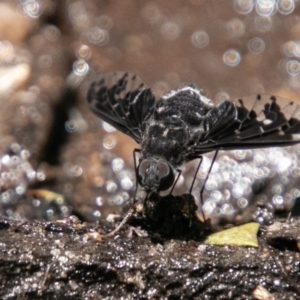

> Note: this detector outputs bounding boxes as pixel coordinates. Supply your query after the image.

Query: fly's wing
[193,94,300,155]
[88,72,155,143]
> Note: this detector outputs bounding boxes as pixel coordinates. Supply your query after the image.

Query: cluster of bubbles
[186,0,299,75]
[234,0,296,16]
[141,1,270,67]
[89,121,135,219]
[61,92,134,220]
[0,143,45,206]
[93,154,135,217]
[0,144,69,221]
[228,0,299,76]
[68,1,113,46]
[196,145,300,224]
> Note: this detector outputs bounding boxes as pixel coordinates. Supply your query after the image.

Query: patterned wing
[193,94,300,154]
[88,72,155,143]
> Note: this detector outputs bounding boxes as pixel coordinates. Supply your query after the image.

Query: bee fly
[88,72,300,236]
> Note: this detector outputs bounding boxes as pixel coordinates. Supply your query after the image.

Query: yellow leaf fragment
[205,222,260,247]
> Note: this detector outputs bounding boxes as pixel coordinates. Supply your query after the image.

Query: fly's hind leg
[186,156,203,225]
[169,169,182,195]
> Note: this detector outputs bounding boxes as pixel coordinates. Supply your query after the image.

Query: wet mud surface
[1,1,300,299]
[0,213,300,299]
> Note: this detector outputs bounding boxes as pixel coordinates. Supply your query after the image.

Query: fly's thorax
[137,156,175,193]
[142,116,190,165]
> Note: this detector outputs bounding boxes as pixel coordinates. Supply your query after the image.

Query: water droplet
[120,192,130,202]
[121,177,133,190]
[0,41,13,61]
[142,3,161,24]
[73,60,89,76]
[65,120,77,133]
[291,188,300,197]
[11,156,20,165]
[215,92,230,103]
[232,184,244,198]
[95,196,103,206]
[226,18,245,38]
[44,25,60,41]
[277,0,295,15]
[191,30,209,48]
[272,184,283,194]
[103,136,116,150]
[21,149,30,159]
[2,155,11,165]
[248,37,265,54]
[213,207,222,217]
[254,15,272,31]
[96,15,113,30]
[237,197,248,208]
[235,150,247,160]
[102,121,117,133]
[68,1,89,29]
[88,27,109,45]
[255,0,276,16]
[93,176,104,188]
[221,203,234,215]
[46,209,54,217]
[22,0,41,18]
[161,22,181,41]
[32,199,40,207]
[210,190,223,201]
[68,165,83,177]
[292,167,300,177]
[38,54,52,68]
[205,179,218,190]
[272,194,284,206]
[234,0,254,14]
[75,44,91,60]
[93,210,101,217]
[286,59,300,76]
[203,199,216,215]
[112,158,124,173]
[106,180,117,193]
[223,49,241,67]
[15,185,25,195]
[223,189,231,201]
[10,143,21,154]
[114,195,124,205]
[1,191,11,203]
[1,172,10,181]
[282,41,299,57]
[153,81,169,97]
[36,171,46,181]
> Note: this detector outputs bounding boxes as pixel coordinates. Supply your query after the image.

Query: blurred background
[1,0,300,226]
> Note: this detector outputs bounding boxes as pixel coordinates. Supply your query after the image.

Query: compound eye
[137,159,151,184]
[157,161,170,178]
[157,161,175,191]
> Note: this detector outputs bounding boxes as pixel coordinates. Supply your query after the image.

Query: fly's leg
[169,169,182,195]
[187,156,203,225]
[189,156,203,195]
[133,148,141,203]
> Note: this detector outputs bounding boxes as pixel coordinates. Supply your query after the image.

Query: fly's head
[137,158,175,193]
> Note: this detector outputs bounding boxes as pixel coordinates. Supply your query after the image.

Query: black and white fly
[88,72,300,235]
